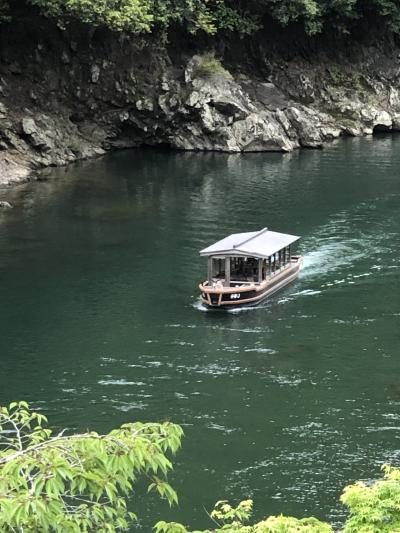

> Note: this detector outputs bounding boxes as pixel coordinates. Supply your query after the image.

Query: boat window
[215,258,225,279]
[230,257,258,282]
[209,246,294,285]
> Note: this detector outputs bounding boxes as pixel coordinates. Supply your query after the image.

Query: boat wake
[191,299,263,313]
[191,299,209,312]
[299,196,398,282]
[192,198,397,312]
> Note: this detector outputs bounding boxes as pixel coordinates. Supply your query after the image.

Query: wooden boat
[199,227,301,308]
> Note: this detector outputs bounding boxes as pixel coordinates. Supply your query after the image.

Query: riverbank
[1,15,400,189]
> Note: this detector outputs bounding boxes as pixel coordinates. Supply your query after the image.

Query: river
[0,136,399,530]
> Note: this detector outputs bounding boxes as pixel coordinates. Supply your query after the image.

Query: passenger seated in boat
[231,262,246,281]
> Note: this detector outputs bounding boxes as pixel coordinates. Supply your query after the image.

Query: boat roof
[199,228,300,259]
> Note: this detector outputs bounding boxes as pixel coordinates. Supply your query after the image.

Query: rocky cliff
[1,16,400,187]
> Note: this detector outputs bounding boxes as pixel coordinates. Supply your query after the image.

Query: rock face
[2,18,400,185]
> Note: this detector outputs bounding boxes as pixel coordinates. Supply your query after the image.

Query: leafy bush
[155,465,400,532]
[341,464,400,533]
[155,499,333,532]
[0,401,183,532]
[2,401,400,533]
[195,53,232,80]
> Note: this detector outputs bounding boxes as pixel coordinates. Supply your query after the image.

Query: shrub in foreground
[155,465,400,532]
[1,401,400,532]
[0,401,182,532]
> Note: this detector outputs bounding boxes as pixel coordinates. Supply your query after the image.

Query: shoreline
[1,22,400,197]
[0,132,396,209]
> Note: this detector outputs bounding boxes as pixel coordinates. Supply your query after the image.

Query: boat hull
[199,257,302,309]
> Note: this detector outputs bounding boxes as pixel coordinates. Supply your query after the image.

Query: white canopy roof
[199,228,300,259]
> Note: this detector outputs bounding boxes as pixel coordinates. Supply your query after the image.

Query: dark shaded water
[0,137,399,530]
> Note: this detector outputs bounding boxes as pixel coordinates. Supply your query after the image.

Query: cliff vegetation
[2,0,400,37]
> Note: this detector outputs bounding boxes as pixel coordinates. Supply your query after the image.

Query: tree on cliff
[2,0,400,38]
[0,401,182,532]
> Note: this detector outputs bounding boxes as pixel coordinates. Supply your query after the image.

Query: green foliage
[3,0,400,37]
[28,0,155,32]
[195,53,233,80]
[154,499,333,532]
[0,0,255,33]
[155,465,400,532]
[3,401,400,533]
[0,0,10,21]
[205,1,260,34]
[341,464,400,533]
[210,499,254,525]
[25,0,231,34]
[370,0,400,34]
[69,142,82,154]
[0,401,183,532]
[266,0,322,35]
[259,0,400,36]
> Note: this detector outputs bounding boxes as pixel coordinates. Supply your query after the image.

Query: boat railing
[202,257,301,289]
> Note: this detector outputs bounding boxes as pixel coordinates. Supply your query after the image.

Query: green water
[0,136,399,529]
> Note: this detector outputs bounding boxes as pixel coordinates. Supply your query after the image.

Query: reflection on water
[0,137,400,530]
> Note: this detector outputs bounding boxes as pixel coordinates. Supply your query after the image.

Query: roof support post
[207,257,213,284]
[224,257,231,287]
[258,259,263,283]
